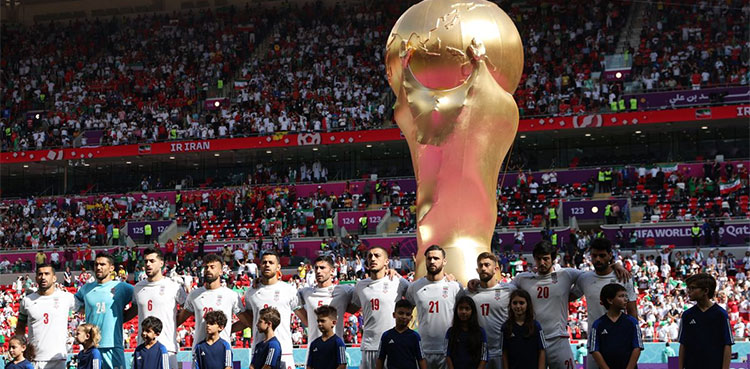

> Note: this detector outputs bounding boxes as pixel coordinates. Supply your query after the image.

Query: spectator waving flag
[720,179,741,195]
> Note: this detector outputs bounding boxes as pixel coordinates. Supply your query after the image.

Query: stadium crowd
[1,159,746,253]
[2,0,747,152]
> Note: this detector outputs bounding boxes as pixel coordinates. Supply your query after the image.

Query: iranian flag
[234,80,249,90]
[720,179,741,195]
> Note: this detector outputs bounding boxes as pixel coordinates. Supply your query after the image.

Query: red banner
[2,105,747,164]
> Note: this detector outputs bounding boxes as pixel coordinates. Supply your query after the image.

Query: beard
[426,264,443,276]
[479,272,493,283]
[204,274,218,284]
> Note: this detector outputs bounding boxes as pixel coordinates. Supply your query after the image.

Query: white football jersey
[466,282,516,357]
[572,271,637,333]
[184,286,242,346]
[406,277,463,354]
[133,277,187,352]
[512,268,583,338]
[351,276,410,351]
[19,289,76,361]
[298,284,353,342]
[243,281,300,355]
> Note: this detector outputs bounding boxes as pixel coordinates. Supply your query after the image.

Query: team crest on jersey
[159,286,166,296]
[550,273,558,284]
[216,295,223,305]
[274,290,281,302]
[53,297,60,308]
[442,286,449,298]
[494,290,503,301]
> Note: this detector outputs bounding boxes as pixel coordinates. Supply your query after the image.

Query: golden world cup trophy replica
[386,0,523,284]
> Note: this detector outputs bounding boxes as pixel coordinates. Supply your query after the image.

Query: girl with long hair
[446,295,488,369]
[501,289,546,369]
[6,335,35,369]
[75,323,103,369]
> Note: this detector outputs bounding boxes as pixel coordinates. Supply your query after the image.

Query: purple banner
[625,86,750,109]
[563,199,628,220]
[125,220,173,242]
[336,210,387,231]
[602,222,750,246]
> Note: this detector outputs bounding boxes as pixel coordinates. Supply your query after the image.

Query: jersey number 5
[537,286,549,299]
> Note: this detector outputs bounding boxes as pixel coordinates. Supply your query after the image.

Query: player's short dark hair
[261,250,281,263]
[204,311,227,328]
[686,273,717,299]
[366,246,389,258]
[95,252,115,266]
[477,252,498,265]
[599,283,627,309]
[424,244,445,257]
[36,263,55,273]
[532,241,557,259]
[143,247,164,261]
[203,253,223,266]
[141,316,163,335]
[314,255,335,268]
[259,307,281,329]
[590,238,612,253]
[314,305,338,320]
[395,299,414,311]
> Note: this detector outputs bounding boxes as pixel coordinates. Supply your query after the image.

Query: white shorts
[424,353,446,369]
[280,353,295,369]
[544,337,575,369]
[486,356,503,369]
[360,350,379,369]
[33,360,67,369]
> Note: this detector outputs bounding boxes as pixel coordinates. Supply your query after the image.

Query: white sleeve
[289,286,301,310]
[233,291,243,314]
[625,278,638,302]
[176,285,188,305]
[350,285,362,308]
[183,292,195,313]
[399,278,411,300]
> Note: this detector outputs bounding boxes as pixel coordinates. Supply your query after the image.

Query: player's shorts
[33,360,67,369]
[359,350,379,369]
[544,336,575,369]
[168,352,178,369]
[280,353,295,369]
[424,353,446,369]
[99,347,126,369]
[486,356,503,369]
